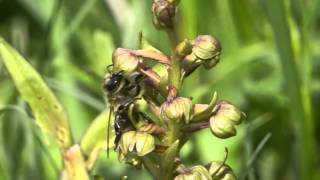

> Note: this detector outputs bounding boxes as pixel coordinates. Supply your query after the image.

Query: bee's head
[103,71,125,94]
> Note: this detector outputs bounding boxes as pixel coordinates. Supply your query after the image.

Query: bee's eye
[134,74,144,82]
[104,74,123,92]
[118,105,125,111]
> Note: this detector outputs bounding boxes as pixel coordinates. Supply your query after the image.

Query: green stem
[166,27,182,91]
[166,28,178,50]
[160,140,180,180]
[161,25,182,180]
[170,56,182,90]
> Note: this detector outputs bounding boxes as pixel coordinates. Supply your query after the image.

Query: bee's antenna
[107,107,113,158]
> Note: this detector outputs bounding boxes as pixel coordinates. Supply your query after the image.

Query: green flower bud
[191,166,212,180]
[215,101,242,125]
[176,39,193,58]
[160,97,194,124]
[118,131,155,157]
[112,48,141,74]
[152,0,176,29]
[181,35,221,74]
[209,102,242,139]
[210,117,236,139]
[135,132,155,156]
[175,165,212,180]
[192,35,221,61]
[191,35,221,70]
[119,131,136,155]
[209,161,236,180]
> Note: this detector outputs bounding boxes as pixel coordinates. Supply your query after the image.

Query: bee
[103,65,147,156]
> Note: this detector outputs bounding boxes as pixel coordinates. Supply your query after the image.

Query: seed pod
[209,102,242,139]
[209,161,236,180]
[160,96,194,124]
[112,48,140,74]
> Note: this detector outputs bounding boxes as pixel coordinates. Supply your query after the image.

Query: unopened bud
[152,0,176,29]
[160,97,193,124]
[112,48,140,74]
[176,39,193,58]
[210,102,242,139]
[215,102,242,125]
[192,35,221,61]
[181,35,221,74]
[175,165,211,180]
[192,35,221,69]
[209,161,236,180]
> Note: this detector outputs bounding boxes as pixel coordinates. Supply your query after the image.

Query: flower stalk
[103,0,244,179]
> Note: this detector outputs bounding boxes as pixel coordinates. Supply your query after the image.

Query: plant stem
[166,27,182,91]
[160,25,182,180]
[170,55,182,90]
[166,28,178,50]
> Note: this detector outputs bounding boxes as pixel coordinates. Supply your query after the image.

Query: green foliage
[0,0,319,179]
[0,38,72,150]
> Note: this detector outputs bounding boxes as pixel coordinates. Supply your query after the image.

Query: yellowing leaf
[0,38,72,149]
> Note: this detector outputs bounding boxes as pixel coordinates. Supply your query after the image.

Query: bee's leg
[123,84,141,97]
[133,73,145,83]
[114,116,122,148]
[138,111,152,123]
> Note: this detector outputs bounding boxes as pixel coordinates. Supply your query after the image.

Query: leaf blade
[0,38,72,150]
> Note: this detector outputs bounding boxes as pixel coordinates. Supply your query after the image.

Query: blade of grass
[241,132,272,180]
[60,0,98,47]
[0,113,9,180]
[45,77,105,111]
[263,1,316,179]
[0,38,72,150]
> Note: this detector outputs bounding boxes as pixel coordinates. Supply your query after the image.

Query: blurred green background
[0,0,319,179]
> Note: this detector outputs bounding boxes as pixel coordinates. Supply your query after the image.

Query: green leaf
[80,110,115,170]
[0,38,72,150]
